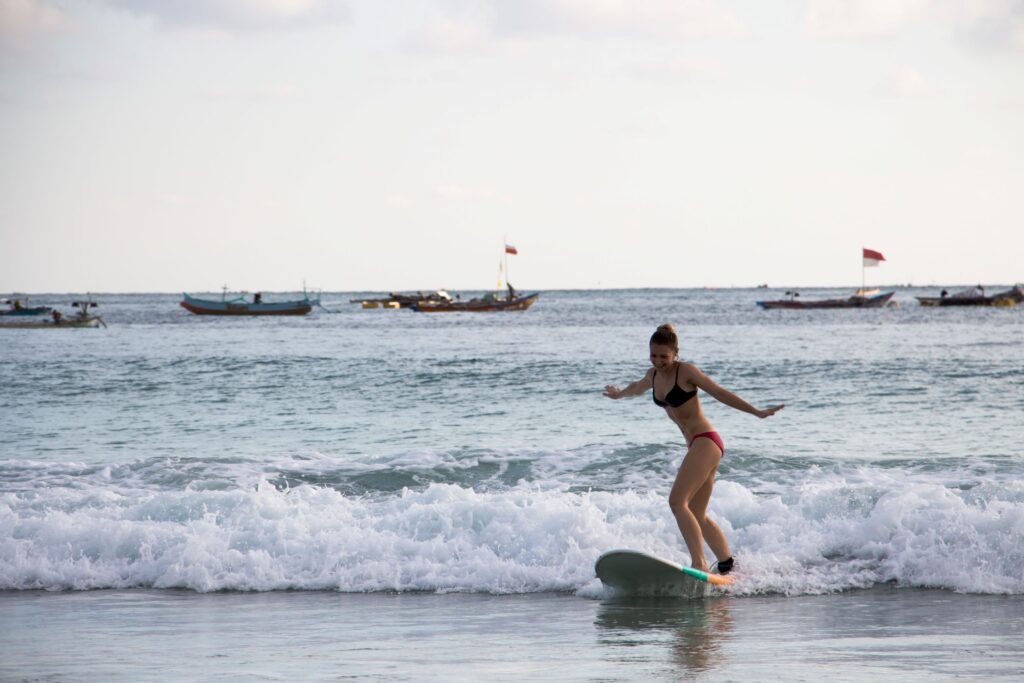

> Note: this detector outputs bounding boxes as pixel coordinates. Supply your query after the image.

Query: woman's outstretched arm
[604,369,654,399]
[683,364,784,418]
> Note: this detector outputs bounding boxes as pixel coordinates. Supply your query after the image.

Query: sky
[1,0,1022,293]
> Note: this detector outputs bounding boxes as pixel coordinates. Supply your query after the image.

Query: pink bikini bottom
[690,431,725,455]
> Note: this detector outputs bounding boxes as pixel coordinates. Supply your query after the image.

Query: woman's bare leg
[667,438,726,571]
[689,468,731,563]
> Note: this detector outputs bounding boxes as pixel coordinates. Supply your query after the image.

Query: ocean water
[2,287,1023,680]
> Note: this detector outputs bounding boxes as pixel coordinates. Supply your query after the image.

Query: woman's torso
[651,362,714,441]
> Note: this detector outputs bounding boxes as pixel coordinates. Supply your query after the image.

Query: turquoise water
[2,287,1023,679]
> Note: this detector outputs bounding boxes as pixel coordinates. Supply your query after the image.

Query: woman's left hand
[756,404,785,418]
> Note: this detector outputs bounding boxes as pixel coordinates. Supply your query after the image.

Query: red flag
[505,244,518,255]
[863,248,885,266]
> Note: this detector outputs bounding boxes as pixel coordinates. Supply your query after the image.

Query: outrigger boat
[0,299,105,329]
[916,285,1023,307]
[757,248,894,310]
[410,241,539,313]
[1,298,51,316]
[180,287,320,316]
[412,291,540,312]
[757,290,894,310]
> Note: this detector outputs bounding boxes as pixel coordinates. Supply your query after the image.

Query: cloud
[202,83,301,101]
[433,184,501,202]
[405,16,492,54]
[489,0,747,40]
[951,0,1024,51]
[403,0,746,53]
[629,55,727,83]
[804,0,1024,51]
[617,111,669,137]
[103,0,351,33]
[155,192,199,208]
[871,65,933,97]
[384,193,412,208]
[0,0,65,40]
[805,0,933,39]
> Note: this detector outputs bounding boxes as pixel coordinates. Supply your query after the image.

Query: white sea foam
[2,462,1021,595]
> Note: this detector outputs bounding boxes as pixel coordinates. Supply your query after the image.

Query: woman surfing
[603,324,783,574]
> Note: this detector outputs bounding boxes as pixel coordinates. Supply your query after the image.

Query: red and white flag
[505,244,518,255]
[863,248,885,267]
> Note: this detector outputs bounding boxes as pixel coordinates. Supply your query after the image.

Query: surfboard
[595,549,732,597]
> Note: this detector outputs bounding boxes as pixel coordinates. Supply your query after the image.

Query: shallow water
[2,588,1022,681]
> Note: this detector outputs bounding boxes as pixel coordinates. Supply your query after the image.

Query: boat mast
[504,234,510,295]
[861,256,865,296]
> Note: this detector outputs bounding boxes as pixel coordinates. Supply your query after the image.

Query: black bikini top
[652,364,697,408]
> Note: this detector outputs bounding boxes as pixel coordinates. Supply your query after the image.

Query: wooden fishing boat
[757,290,895,310]
[1,298,51,316]
[412,292,540,312]
[0,300,105,328]
[411,242,539,312]
[351,290,453,309]
[180,289,318,316]
[916,285,1023,307]
[2,317,103,329]
[758,248,894,310]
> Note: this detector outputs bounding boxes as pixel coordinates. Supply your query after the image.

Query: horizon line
[3,282,1020,296]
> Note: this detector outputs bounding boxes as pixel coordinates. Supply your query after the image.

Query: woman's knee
[668,493,689,514]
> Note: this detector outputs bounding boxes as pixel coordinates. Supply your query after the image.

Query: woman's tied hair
[650,323,678,351]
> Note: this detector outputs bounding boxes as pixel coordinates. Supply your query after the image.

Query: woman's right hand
[603,385,622,399]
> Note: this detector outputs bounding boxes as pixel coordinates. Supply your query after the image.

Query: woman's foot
[713,557,735,575]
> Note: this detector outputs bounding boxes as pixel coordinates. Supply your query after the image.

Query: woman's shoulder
[676,361,705,379]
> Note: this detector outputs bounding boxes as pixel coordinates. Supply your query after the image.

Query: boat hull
[757,291,895,310]
[0,317,101,329]
[0,306,52,316]
[412,293,539,312]
[351,292,451,309]
[180,293,314,316]
[916,286,1023,307]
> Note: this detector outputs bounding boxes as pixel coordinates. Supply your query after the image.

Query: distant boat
[351,290,453,309]
[757,290,895,310]
[412,291,540,312]
[1,299,105,328]
[1,298,51,316]
[916,285,1023,307]
[411,241,539,313]
[758,248,893,310]
[1,318,103,329]
[180,288,318,316]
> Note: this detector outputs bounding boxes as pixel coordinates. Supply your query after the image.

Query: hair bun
[650,323,679,350]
